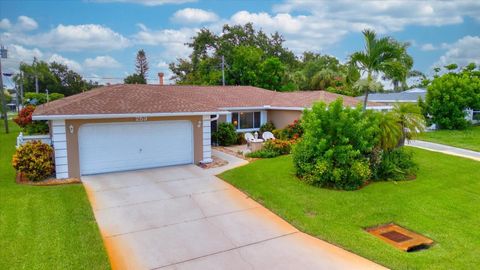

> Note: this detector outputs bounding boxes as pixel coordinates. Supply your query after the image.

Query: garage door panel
[79,121,193,175]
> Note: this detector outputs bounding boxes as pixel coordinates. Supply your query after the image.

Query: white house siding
[202,115,212,163]
[51,120,69,179]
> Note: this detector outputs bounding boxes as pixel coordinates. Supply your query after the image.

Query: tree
[257,57,286,90]
[135,49,149,80]
[424,63,480,129]
[169,23,298,87]
[13,59,98,96]
[350,29,411,109]
[124,73,147,84]
[390,103,425,146]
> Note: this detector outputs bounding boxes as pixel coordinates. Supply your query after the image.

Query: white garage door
[78,120,193,175]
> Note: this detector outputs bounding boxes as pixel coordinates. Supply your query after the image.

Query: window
[231,111,261,130]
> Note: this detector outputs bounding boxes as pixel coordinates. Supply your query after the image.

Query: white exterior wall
[51,120,69,179]
[202,115,212,163]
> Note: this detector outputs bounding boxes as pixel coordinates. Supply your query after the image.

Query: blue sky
[1,0,479,87]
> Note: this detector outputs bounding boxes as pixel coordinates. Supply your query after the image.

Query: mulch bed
[16,172,81,186]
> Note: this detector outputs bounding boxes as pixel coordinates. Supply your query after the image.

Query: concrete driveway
[82,151,386,270]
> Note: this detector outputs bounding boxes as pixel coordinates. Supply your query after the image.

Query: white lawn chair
[262,131,276,141]
[244,132,256,144]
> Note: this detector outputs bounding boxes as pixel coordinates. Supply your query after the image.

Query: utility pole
[35,74,39,94]
[0,45,9,133]
[19,71,24,106]
[221,55,225,86]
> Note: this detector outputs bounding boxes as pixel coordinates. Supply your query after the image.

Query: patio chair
[262,131,276,141]
[244,132,256,144]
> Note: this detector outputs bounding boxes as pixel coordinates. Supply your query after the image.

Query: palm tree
[378,112,403,151]
[350,29,407,110]
[391,103,426,146]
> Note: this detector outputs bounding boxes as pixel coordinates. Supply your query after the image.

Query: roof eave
[32,111,230,121]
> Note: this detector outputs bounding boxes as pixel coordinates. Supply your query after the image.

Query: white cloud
[171,8,219,24]
[434,36,480,68]
[84,55,121,69]
[0,16,38,31]
[17,16,38,31]
[92,0,196,6]
[8,44,43,61]
[420,43,437,51]
[0,18,11,30]
[6,24,130,51]
[273,0,480,32]
[133,25,196,58]
[49,53,82,72]
[229,11,348,53]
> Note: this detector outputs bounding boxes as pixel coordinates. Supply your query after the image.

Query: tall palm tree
[350,30,406,110]
[391,103,426,146]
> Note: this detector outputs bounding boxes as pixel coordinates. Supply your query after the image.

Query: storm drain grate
[366,223,433,252]
[380,231,412,243]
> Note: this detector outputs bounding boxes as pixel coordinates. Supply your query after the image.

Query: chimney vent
[158,72,164,85]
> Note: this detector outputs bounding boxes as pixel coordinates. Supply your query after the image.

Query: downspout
[210,114,219,122]
[210,114,220,146]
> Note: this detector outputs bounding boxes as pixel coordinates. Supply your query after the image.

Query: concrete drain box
[366,223,433,252]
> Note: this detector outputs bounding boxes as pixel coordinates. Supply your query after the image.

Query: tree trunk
[363,71,372,111]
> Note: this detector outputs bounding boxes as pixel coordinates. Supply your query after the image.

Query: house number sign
[135,116,148,122]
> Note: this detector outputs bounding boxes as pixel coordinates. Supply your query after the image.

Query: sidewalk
[407,140,480,161]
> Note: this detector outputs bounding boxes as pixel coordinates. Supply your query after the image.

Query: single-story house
[32,84,381,179]
[357,88,427,110]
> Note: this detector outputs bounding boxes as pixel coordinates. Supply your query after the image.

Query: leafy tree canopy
[124,73,147,84]
[424,63,480,129]
[13,58,99,96]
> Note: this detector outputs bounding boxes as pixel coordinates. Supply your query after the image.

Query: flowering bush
[247,139,293,159]
[13,105,49,134]
[264,139,292,155]
[13,105,36,128]
[280,119,303,140]
[12,141,55,182]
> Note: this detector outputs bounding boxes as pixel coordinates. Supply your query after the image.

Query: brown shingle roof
[33,84,379,117]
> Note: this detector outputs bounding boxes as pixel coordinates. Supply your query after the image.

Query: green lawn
[219,149,480,270]
[0,122,110,269]
[418,126,480,152]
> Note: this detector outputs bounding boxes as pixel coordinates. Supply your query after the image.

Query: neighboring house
[32,84,381,179]
[357,88,427,110]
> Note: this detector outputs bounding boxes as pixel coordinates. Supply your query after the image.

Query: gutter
[32,111,230,121]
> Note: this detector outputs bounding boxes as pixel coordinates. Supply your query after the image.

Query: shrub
[25,121,49,134]
[212,122,237,146]
[24,92,64,105]
[13,105,35,128]
[292,99,380,190]
[13,105,49,134]
[259,121,276,133]
[372,148,418,181]
[246,149,280,158]
[272,129,282,139]
[236,132,247,145]
[280,119,303,140]
[12,141,55,181]
[263,139,292,155]
[425,64,480,129]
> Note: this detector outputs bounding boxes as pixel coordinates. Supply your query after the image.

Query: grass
[219,149,480,270]
[0,121,110,269]
[418,126,480,152]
